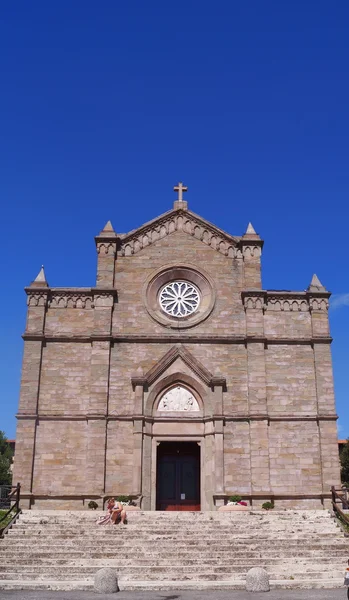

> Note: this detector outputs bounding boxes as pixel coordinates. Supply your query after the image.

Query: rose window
[159,281,200,318]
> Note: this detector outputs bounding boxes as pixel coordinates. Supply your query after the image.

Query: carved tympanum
[158,386,200,412]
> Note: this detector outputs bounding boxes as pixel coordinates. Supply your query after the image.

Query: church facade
[13,187,341,510]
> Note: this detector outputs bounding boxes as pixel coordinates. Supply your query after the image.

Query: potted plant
[262,500,274,510]
[218,494,249,511]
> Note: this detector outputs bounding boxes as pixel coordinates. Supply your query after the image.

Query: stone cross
[174,182,188,202]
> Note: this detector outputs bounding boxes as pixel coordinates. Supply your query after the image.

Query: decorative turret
[94,220,117,287]
[306,274,330,338]
[29,265,49,288]
[24,266,50,335]
[307,273,327,293]
[245,222,257,235]
[240,222,264,289]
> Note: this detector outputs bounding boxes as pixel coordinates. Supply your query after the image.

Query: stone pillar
[214,419,224,494]
[240,224,264,290]
[94,221,117,288]
[307,278,341,495]
[89,292,115,415]
[212,380,226,501]
[13,269,50,505]
[88,291,115,493]
[250,419,271,498]
[132,419,143,496]
[89,340,111,415]
[12,419,36,508]
[141,421,152,510]
[89,289,115,424]
[204,421,215,510]
[313,343,336,416]
[86,419,106,495]
[243,292,267,416]
[243,292,265,338]
[247,343,267,415]
[319,420,341,497]
[131,375,145,415]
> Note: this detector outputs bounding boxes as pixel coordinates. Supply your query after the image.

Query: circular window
[159,281,200,318]
[143,264,216,329]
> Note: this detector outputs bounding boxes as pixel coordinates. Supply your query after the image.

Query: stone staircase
[0,509,348,590]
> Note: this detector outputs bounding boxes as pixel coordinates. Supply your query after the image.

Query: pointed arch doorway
[132,344,227,511]
[156,441,200,511]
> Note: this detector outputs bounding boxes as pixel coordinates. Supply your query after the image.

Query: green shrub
[0,432,13,486]
[112,496,136,506]
[262,501,274,510]
[340,439,349,484]
[0,509,13,530]
[228,495,242,503]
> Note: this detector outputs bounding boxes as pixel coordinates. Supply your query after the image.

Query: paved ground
[0,590,347,600]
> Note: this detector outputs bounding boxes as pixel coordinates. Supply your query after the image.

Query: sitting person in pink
[96,498,127,525]
[109,498,127,525]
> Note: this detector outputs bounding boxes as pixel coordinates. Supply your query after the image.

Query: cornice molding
[25,288,117,308]
[242,289,330,312]
[21,333,333,344]
[119,209,242,258]
[16,413,338,422]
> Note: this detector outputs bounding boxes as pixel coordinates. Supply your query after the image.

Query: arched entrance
[149,379,206,511]
[156,441,200,511]
[131,345,227,511]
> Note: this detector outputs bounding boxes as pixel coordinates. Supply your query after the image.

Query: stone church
[13,184,340,510]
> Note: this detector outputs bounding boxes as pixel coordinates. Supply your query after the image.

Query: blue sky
[1,1,348,439]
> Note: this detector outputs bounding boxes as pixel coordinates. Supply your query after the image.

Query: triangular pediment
[119,208,240,258]
[131,344,226,389]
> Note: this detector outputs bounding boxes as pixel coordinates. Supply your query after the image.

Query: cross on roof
[174,182,188,202]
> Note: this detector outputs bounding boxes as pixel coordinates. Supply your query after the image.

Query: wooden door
[156,443,200,511]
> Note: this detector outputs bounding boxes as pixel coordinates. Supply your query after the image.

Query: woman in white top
[110,499,127,525]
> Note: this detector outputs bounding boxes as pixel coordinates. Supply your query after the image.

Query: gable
[119,208,240,258]
[131,344,226,389]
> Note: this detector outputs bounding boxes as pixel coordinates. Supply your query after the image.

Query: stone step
[20,508,333,514]
[17,518,336,526]
[3,542,347,554]
[16,513,337,520]
[0,538,346,547]
[0,569,345,581]
[6,528,341,538]
[0,556,346,566]
[0,578,344,592]
[3,539,347,551]
[11,526,339,535]
[13,521,338,528]
[1,549,346,559]
[12,513,335,527]
[0,562,344,573]
[17,520,337,529]
[1,509,346,591]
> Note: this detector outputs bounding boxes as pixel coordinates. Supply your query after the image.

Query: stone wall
[32,420,88,494]
[39,343,91,414]
[13,204,341,509]
[113,231,246,337]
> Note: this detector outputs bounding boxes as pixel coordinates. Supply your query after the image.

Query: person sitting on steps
[109,498,127,525]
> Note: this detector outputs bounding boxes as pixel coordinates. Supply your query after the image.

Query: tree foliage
[0,431,13,486]
[340,438,349,485]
